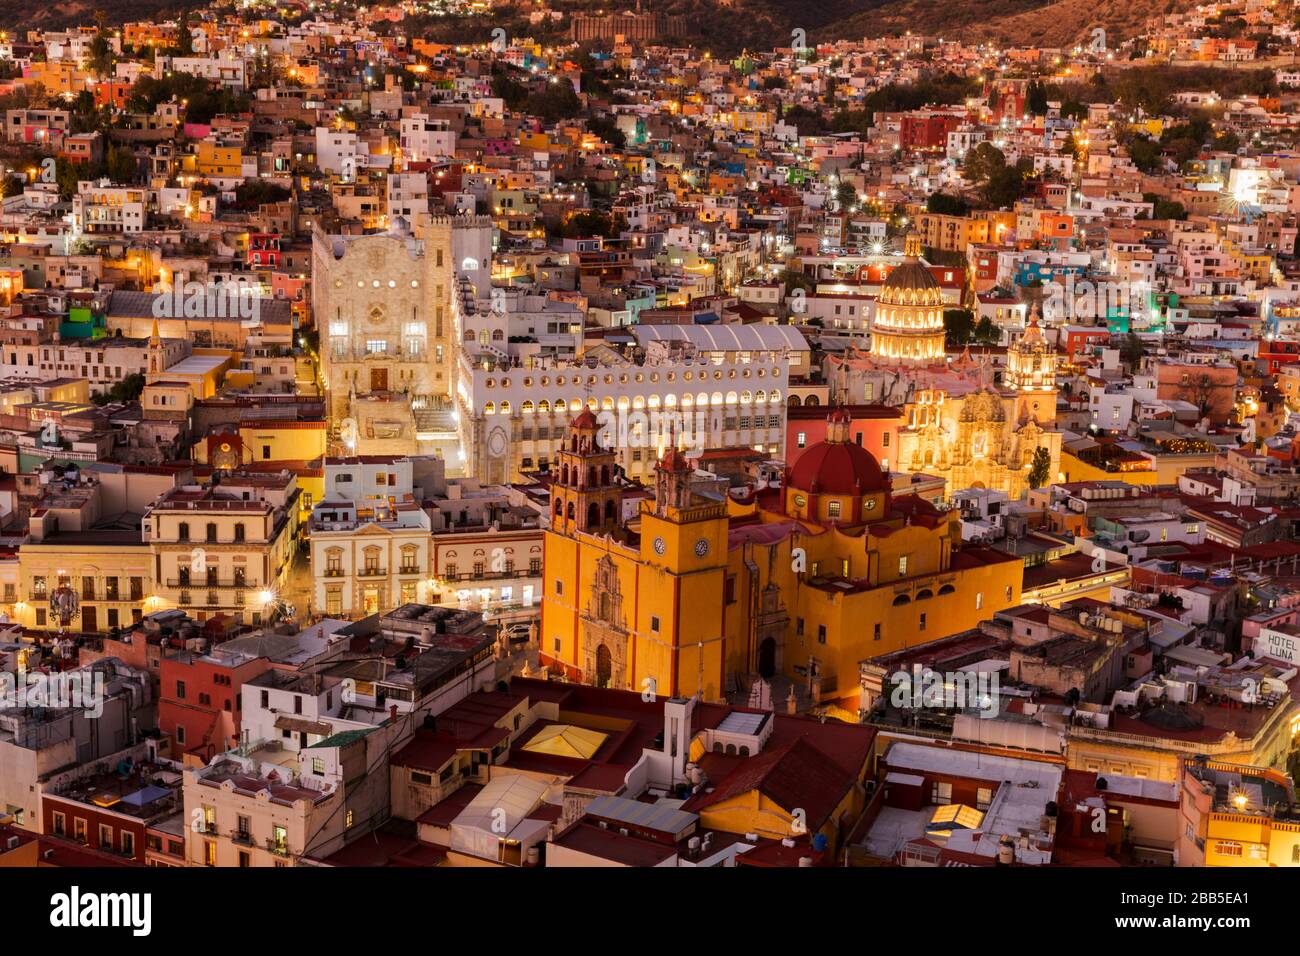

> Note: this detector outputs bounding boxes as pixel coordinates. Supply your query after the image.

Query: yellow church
[540,407,1023,713]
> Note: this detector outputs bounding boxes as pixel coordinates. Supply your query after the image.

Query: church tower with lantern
[550,408,623,536]
[1004,307,1058,426]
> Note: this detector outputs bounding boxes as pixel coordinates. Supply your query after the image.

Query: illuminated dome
[785,410,891,525]
[870,232,946,366]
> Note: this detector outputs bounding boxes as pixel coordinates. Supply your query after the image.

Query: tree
[1026,80,1049,116]
[105,144,138,183]
[1125,134,1163,174]
[87,31,114,80]
[834,180,857,212]
[943,308,975,345]
[109,373,145,403]
[963,142,1006,184]
[1213,130,1240,153]
[927,192,969,216]
[178,10,194,56]
[1027,446,1052,489]
[974,317,1000,346]
[1142,193,1187,221]
[982,163,1027,209]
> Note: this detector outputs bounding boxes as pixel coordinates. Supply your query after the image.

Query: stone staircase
[413,400,457,436]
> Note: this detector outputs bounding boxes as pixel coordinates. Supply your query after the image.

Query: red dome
[571,407,599,429]
[788,440,889,496]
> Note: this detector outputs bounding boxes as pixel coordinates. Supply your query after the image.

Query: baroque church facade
[827,234,1062,499]
[311,215,492,458]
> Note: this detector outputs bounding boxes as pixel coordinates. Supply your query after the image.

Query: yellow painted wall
[237,424,326,464]
[543,494,1022,709]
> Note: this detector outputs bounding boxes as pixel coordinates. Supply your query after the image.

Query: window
[121,831,135,857]
[898,555,908,576]
[346,810,355,829]
[827,500,841,519]
[98,824,113,847]
[932,781,952,805]
[175,680,186,700]
[976,787,993,810]
[873,623,881,641]
[650,615,660,633]
[817,624,827,644]
[312,757,325,775]
[976,592,983,611]
[796,431,806,448]
[919,613,927,631]
[53,812,65,836]
[205,841,217,866]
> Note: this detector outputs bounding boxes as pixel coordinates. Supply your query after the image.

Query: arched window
[604,500,616,520]
[206,523,218,543]
[915,588,933,601]
[233,523,245,543]
[938,584,956,595]
[553,498,562,516]
[178,522,189,542]
[586,502,600,526]
[600,465,610,485]
[892,593,911,606]
[566,501,575,520]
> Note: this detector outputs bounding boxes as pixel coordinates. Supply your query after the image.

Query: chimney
[663,696,694,785]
